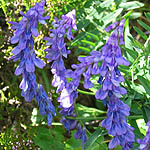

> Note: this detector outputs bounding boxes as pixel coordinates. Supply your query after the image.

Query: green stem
[77,89,95,95]
[66,115,143,121]
[51,122,63,126]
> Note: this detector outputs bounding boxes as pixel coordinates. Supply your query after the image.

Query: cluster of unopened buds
[9,0,150,149]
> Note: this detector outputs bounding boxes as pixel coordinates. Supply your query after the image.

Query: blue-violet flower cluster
[100,19,135,150]
[72,19,135,149]
[44,9,88,147]
[9,0,56,125]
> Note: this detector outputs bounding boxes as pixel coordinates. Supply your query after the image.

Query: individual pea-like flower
[60,116,77,131]
[9,0,55,125]
[137,121,150,150]
[105,21,119,32]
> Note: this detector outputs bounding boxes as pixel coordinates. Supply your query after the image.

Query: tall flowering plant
[100,20,135,149]
[9,0,56,125]
[72,19,135,149]
[44,9,88,147]
[8,1,150,149]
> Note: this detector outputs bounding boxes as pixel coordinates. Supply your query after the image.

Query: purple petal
[109,137,120,149]
[99,62,108,77]
[95,89,108,100]
[11,36,19,44]
[31,27,39,37]
[38,19,46,24]
[47,113,52,126]
[119,87,127,95]
[58,37,64,49]
[18,37,27,50]
[11,47,22,55]
[25,58,35,72]
[115,56,130,66]
[20,11,26,17]
[8,21,19,26]
[84,79,93,89]
[101,115,113,129]
[105,21,119,32]
[15,66,23,76]
[45,49,60,61]
[19,78,28,91]
[33,57,45,69]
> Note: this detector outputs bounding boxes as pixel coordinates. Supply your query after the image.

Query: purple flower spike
[45,10,88,148]
[9,1,55,125]
[137,121,150,150]
[71,19,134,149]
[44,9,78,113]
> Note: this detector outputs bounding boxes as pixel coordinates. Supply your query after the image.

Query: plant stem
[77,89,95,95]
[66,115,143,121]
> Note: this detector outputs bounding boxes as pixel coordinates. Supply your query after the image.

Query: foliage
[1,0,150,149]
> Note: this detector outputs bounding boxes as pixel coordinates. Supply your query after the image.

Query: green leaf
[137,76,150,96]
[81,40,96,47]
[23,0,30,10]
[84,128,103,150]
[0,0,7,15]
[65,131,82,150]
[86,32,99,41]
[86,136,108,150]
[136,119,147,136]
[142,106,150,122]
[102,8,123,27]
[123,10,133,19]
[79,46,91,52]
[76,104,106,118]
[41,70,51,92]
[124,18,133,49]
[137,20,150,31]
[130,102,142,115]
[130,12,142,19]
[131,84,147,95]
[129,120,144,139]
[128,36,145,52]
[133,26,148,40]
[124,47,138,62]
[125,47,138,59]
[145,12,150,21]
[144,106,150,121]
[119,1,144,10]
[33,127,65,150]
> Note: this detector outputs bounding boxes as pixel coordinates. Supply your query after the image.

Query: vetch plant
[44,9,88,147]
[100,19,135,149]
[9,0,56,126]
[7,0,150,150]
[71,19,135,149]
